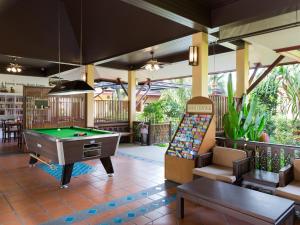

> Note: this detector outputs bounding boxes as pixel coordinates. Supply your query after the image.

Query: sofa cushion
[275,181,300,202]
[293,159,300,181]
[212,146,247,168]
[193,165,236,183]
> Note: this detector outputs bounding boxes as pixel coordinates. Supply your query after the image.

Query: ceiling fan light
[7,67,11,72]
[17,68,22,73]
[154,64,160,71]
[11,67,17,73]
[145,64,152,71]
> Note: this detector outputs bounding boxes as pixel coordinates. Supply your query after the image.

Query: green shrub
[271,115,300,145]
[142,101,165,123]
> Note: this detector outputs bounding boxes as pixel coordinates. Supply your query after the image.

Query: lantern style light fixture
[189,46,199,66]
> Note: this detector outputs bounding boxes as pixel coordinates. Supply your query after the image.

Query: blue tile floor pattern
[41,182,177,225]
[37,162,94,180]
[96,194,177,225]
[117,151,163,166]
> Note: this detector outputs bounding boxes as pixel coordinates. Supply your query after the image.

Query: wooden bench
[177,177,295,225]
[94,122,132,143]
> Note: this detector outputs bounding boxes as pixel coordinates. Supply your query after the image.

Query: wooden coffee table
[242,169,279,195]
[177,178,294,225]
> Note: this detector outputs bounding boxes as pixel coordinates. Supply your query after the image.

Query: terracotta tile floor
[0,144,299,225]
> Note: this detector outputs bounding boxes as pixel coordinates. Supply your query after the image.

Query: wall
[0,74,49,94]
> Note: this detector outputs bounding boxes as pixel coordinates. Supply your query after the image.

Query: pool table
[23,127,120,188]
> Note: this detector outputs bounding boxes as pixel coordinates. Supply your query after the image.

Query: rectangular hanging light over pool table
[48,80,94,96]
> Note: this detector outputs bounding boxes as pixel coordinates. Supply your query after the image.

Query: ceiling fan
[141,51,169,72]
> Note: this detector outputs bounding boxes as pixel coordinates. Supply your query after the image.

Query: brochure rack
[165,96,216,184]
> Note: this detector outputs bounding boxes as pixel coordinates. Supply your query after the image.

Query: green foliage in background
[271,115,300,146]
[249,65,300,145]
[142,101,165,123]
[277,65,300,121]
[251,72,279,135]
[223,73,266,141]
[141,79,191,130]
[208,74,226,95]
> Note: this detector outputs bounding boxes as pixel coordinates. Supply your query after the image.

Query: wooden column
[192,32,209,97]
[85,65,95,128]
[128,70,136,130]
[236,42,249,97]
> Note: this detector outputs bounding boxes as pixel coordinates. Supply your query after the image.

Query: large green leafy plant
[277,66,300,121]
[223,74,266,141]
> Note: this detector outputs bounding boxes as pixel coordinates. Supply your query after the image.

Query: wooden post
[192,32,209,98]
[128,70,136,134]
[85,65,95,128]
[236,42,249,97]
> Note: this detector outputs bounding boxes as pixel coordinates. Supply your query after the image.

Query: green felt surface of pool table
[32,127,112,139]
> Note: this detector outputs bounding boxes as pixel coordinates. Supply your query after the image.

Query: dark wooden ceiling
[0,0,297,76]
[0,55,78,77]
[99,35,232,70]
[0,0,196,72]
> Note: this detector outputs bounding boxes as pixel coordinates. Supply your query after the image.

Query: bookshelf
[0,93,23,120]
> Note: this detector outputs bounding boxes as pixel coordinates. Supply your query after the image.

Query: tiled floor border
[41,182,176,225]
[96,194,176,225]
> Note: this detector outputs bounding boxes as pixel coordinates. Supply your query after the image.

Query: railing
[216,137,300,173]
[209,95,228,132]
[94,100,129,124]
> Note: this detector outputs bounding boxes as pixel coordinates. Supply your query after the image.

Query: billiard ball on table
[73,132,87,137]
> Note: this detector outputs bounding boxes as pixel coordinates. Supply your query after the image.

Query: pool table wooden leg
[100,157,114,176]
[29,153,40,167]
[61,163,74,188]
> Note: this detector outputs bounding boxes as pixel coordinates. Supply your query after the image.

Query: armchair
[193,146,250,184]
[275,159,300,209]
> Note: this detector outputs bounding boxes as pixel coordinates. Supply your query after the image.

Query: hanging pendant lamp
[48,0,94,96]
[48,80,94,95]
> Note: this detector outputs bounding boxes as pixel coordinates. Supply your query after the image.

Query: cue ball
[57,129,61,131]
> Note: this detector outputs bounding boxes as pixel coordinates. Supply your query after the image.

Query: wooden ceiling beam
[101,44,234,71]
[275,45,300,64]
[249,62,261,85]
[211,0,297,27]
[278,51,300,63]
[117,78,128,96]
[247,55,284,94]
[120,0,210,31]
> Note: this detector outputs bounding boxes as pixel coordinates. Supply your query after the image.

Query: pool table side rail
[23,128,119,142]
[23,129,121,165]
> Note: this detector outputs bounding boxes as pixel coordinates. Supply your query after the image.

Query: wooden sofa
[275,158,300,210]
[193,146,251,184]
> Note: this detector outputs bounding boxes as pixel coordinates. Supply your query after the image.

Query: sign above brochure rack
[186,96,214,115]
[187,104,212,114]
